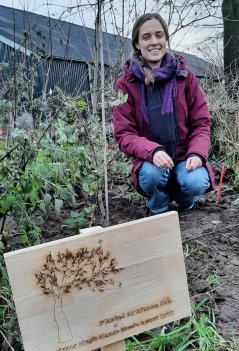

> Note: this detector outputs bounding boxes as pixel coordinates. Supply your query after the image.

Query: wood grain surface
[4,211,191,351]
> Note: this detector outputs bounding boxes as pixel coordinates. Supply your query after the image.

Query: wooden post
[101,340,125,351]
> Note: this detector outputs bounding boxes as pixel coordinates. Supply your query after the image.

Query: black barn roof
[173,50,216,78]
[0,5,216,78]
[0,5,131,65]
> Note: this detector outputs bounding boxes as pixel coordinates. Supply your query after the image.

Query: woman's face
[136,18,167,69]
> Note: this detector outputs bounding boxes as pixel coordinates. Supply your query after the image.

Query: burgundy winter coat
[113,56,215,193]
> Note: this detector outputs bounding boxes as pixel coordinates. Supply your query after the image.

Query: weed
[207,274,221,287]
[63,207,96,231]
[126,301,235,351]
[0,267,21,350]
[234,168,239,190]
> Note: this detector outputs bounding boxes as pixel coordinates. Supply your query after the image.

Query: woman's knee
[178,169,210,195]
[139,162,169,190]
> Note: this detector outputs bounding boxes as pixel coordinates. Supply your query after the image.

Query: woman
[113,13,214,214]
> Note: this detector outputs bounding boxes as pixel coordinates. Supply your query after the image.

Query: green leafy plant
[63,206,96,231]
[234,167,239,190]
[1,44,239,351]
[126,300,235,351]
[112,90,128,106]
[207,274,221,287]
[0,267,21,350]
[0,84,108,246]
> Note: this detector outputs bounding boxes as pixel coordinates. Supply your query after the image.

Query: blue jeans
[138,161,210,214]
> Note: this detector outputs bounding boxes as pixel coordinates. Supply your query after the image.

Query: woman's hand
[153,150,174,169]
[186,156,202,171]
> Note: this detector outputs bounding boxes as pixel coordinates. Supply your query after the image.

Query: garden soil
[2,179,239,349]
[39,181,239,342]
[108,184,239,342]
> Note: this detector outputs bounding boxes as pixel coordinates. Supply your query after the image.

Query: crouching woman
[113,13,214,214]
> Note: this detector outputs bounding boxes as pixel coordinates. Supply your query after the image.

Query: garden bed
[102,184,239,342]
[1,182,239,350]
[42,183,239,342]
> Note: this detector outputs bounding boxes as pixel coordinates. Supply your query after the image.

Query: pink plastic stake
[217,164,225,203]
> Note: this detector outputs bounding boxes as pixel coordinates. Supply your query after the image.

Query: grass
[1,267,239,350]
[0,267,21,350]
[126,300,238,351]
[207,274,221,287]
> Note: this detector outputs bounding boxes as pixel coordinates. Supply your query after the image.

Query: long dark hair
[131,13,170,86]
[132,13,170,59]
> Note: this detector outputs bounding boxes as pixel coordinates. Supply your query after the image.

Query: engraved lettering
[159,297,172,306]
[99,313,125,326]
[85,336,98,344]
[55,307,175,351]
[56,344,77,351]
[136,303,158,314]
[121,322,140,332]
[56,298,174,351]
[141,315,159,325]
[159,310,174,319]
[127,311,135,317]
[98,298,173,327]
[78,340,86,347]
[99,330,120,339]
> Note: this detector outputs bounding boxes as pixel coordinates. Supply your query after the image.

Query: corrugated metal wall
[0,41,36,77]
[41,57,90,95]
[0,41,91,97]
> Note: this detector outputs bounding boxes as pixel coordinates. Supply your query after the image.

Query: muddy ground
[1,179,239,350]
[42,182,239,342]
[108,184,239,342]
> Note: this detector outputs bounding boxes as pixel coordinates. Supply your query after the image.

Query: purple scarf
[129,53,180,160]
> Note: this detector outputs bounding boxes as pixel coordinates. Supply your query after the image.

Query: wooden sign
[4,212,191,351]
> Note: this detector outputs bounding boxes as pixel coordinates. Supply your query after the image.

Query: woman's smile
[136,18,166,68]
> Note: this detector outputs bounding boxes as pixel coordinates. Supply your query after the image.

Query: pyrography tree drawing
[35,246,123,343]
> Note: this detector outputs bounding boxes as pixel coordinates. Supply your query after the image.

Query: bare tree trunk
[53,295,73,343]
[93,2,100,115]
[222,0,239,95]
[98,0,109,226]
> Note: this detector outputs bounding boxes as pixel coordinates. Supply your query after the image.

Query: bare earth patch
[108,185,239,341]
[2,184,239,349]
